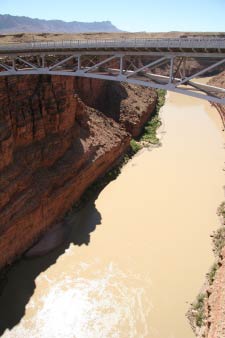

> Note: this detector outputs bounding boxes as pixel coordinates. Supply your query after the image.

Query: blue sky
[0,0,225,32]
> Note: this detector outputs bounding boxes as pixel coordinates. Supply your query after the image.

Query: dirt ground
[0,31,225,43]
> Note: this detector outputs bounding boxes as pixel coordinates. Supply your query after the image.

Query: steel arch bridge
[0,38,225,104]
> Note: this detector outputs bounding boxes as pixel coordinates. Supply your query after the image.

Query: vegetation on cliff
[140,88,166,145]
[207,262,220,285]
[205,202,225,287]
[189,201,225,334]
[212,202,225,255]
[203,203,225,287]
[69,89,166,213]
[130,89,166,153]
[192,293,206,328]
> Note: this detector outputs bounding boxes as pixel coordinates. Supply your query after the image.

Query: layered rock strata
[0,75,157,270]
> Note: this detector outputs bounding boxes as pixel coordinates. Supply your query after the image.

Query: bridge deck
[0,38,225,56]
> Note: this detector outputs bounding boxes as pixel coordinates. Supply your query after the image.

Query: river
[1,86,224,338]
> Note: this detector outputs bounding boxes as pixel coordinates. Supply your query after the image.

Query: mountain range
[0,14,121,33]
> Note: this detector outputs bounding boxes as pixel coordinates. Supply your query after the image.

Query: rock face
[193,76,225,338]
[0,75,157,270]
[74,79,157,137]
[204,247,225,338]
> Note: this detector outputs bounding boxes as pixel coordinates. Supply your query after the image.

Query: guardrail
[0,38,225,52]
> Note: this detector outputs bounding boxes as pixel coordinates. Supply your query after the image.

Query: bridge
[0,38,225,104]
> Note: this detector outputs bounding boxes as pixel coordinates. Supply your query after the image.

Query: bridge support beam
[169,56,174,84]
[77,55,81,70]
[16,56,38,70]
[176,58,225,86]
[0,46,225,104]
[49,54,77,71]
[119,56,123,75]
[125,56,168,78]
[0,62,12,71]
[83,55,118,73]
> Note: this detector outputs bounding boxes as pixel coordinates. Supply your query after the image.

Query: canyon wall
[192,74,225,338]
[0,75,157,270]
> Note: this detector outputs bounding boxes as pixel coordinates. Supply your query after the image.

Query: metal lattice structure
[0,38,225,104]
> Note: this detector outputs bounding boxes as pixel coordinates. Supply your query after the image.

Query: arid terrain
[0,31,225,43]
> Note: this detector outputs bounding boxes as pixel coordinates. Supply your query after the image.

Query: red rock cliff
[0,75,157,270]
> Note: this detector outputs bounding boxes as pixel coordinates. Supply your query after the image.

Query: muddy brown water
[1,86,225,338]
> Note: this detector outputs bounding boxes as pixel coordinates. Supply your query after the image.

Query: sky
[0,0,225,32]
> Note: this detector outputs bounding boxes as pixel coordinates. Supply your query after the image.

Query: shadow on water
[0,199,102,336]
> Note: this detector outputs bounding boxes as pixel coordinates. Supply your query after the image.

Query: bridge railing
[0,38,225,52]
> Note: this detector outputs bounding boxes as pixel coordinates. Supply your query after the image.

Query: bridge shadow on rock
[0,199,101,336]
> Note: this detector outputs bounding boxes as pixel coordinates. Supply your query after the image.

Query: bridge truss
[0,38,225,104]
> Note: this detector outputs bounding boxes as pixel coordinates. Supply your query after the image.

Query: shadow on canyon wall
[76,80,129,122]
[0,199,101,336]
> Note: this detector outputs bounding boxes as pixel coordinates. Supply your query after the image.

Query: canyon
[0,75,157,270]
[0,34,225,337]
[0,77,224,338]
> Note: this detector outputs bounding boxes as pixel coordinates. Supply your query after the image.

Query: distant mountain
[0,14,121,33]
